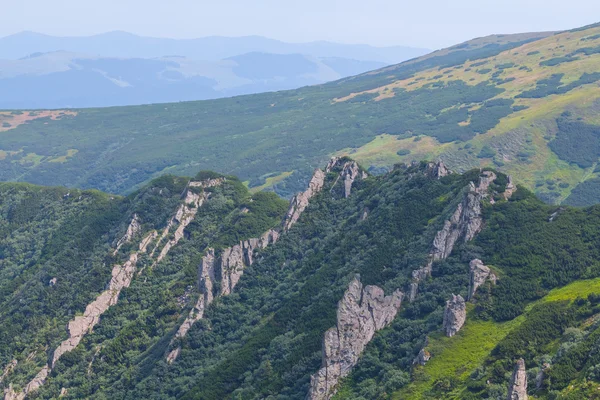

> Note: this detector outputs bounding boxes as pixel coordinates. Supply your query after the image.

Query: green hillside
[2,160,600,399]
[3,24,600,204]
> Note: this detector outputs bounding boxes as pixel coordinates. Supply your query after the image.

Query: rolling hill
[1,23,600,205]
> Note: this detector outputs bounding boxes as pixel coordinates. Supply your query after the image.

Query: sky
[2,0,600,49]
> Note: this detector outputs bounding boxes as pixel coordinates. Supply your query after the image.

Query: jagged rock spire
[507,358,528,400]
[306,277,403,400]
[442,294,466,337]
[468,259,497,301]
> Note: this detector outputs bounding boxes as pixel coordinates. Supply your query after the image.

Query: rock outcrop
[4,366,49,400]
[166,228,280,363]
[503,175,516,200]
[507,358,528,400]
[113,214,141,255]
[468,259,497,300]
[7,178,223,400]
[426,160,451,179]
[443,294,466,337]
[283,158,367,232]
[413,348,431,366]
[306,277,403,400]
[409,171,497,302]
[283,169,326,232]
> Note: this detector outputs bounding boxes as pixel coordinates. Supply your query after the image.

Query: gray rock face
[409,171,496,302]
[426,160,451,178]
[306,277,403,400]
[504,175,517,200]
[8,178,225,399]
[283,169,326,232]
[507,358,528,400]
[443,294,466,337]
[413,348,431,366]
[167,228,281,363]
[114,214,142,254]
[468,259,497,300]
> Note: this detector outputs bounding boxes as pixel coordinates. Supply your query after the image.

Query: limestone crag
[426,160,451,179]
[166,250,216,364]
[283,169,326,232]
[166,228,280,363]
[504,175,517,200]
[4,366,49,400]
[6,178,223,400]
[507,358,528,400]
[443,294,466,337]
[306,277,403,400]
[113,214,141,255]
[468,259,497,300]
[326,157,366,198]
[283,158,367,232]
[409,171,496,302]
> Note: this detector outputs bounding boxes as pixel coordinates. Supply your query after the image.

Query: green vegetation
[1,25,598,204]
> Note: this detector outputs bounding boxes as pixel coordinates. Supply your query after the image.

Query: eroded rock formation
[283,158,366,232]
[167,228,280,363]
[468,259,497,300]
[6,178,223,400]
[426,160,451,179]
[283,169,326,232]
[413,348,431,366]
[306,277,403,400]
[113,214,141,255]
[409,171,497,302]
[443,294,466,337]
[507,358,528,400]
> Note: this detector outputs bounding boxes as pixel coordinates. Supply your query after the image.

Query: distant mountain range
[0,51,387,108]
[0,31,430,63]
[0,31,429,108]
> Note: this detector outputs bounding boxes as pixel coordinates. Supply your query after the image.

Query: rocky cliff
[468,259,497,300]
[166,228,280,363]
[306,277,403,400]
[4,178,223,400]
[507,358,528,400]
[442,294,466,337]
[409,170,497,302]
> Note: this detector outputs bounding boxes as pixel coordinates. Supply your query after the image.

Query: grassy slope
[337,25,600,203]
[392,278,600,399]
[0,25,599,204]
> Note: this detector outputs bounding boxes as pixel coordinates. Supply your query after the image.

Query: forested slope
[2,159,600,399]
[3,24,600,204]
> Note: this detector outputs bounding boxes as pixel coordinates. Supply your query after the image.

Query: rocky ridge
[306,277,403,400]
[166,229,280,363]
[409,170,499,302]
[3,179,222,400]
[167,159,365,363]
[507,358,528,400]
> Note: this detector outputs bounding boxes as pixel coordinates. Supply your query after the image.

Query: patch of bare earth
[0,110,77,132]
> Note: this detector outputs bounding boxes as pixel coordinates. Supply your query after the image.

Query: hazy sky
[2,0,600,49]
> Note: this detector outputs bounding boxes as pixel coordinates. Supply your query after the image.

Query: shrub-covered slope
[2,160,600,399]
[3,24,600,204]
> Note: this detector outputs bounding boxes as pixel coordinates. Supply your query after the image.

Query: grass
[333,134,451,168]
[48,149,79,163]
[393,278,600,399]
[248,171,294,193]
